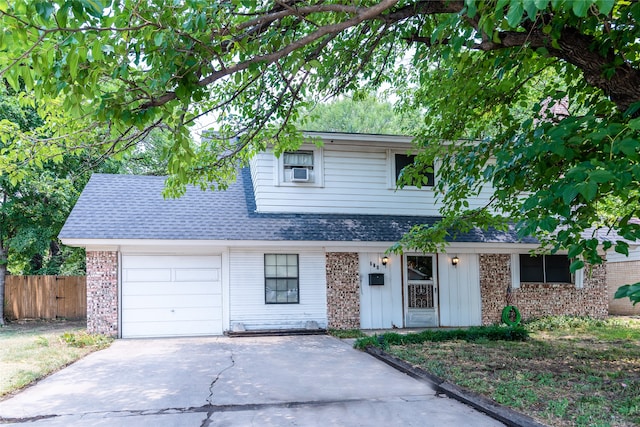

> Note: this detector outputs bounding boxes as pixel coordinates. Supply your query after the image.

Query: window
[283,151,314,183]
[394,154,434,187]
[265,254,299,304]
[519,254,571,283]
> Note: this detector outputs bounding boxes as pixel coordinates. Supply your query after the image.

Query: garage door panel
[175,268,219,282]
[121,254,223,338]
[123,320,222,338]
[122,255,222,269]
[123,281,222,297]
[123,294,221,310]
[125,269,172,282]
[123,307,222,323]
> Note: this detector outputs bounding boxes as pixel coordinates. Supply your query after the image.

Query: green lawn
[0,320,112,399]
[376,316,640,427]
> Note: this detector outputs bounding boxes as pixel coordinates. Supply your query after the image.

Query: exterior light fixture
[382,256,389,266]
[452,256,459,266]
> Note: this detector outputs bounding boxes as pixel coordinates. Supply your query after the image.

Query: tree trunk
[0,245,6,325]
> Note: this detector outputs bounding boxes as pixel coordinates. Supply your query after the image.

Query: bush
[354,325,528,350]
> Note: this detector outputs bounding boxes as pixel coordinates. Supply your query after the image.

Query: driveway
[0,335,504,426]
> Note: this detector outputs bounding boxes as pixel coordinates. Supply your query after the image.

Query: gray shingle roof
[59,168,536,243]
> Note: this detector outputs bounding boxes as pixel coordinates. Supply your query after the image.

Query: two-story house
[59,132,608,338]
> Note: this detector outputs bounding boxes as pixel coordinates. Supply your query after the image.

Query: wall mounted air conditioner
[291,167,310,182]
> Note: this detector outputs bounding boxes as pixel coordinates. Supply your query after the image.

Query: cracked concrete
[203,351,235,427]
[0,336,504,426]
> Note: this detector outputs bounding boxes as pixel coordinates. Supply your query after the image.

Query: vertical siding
[229,248,327,329]
[359,253,403,329]
[438,254,482,326]
[251,145,494,215]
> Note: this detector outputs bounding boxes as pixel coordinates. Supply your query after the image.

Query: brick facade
[479,254,608,325]
[326,252,360,329]
[607,261,640,315]
[86,251,119,336]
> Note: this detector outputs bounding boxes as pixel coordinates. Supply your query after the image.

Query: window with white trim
[393,153,434,187]
[265,254,299,304]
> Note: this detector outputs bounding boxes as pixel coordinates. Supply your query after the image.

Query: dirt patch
[0,319,86,335]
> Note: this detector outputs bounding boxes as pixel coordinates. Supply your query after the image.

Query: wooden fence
[5,275,86,320]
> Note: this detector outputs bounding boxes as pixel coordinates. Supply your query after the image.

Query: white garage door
[121,255,223,338]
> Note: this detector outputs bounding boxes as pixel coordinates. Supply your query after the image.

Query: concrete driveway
[0,335,504,426]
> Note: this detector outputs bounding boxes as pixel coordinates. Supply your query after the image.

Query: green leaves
[614,283,640,305]
[596,0,615,15]
[0,0,638,311]
[572,0,589,17]
[35,1,54,20]
[576,181,598,202]
[506,1,524,27]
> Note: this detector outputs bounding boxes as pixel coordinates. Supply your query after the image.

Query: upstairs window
[283,151,314,183]
[519,254,572,283]
[265,254,299,304]
[394,154,434,187]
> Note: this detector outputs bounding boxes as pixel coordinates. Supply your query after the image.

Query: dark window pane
[545,255,572,283]
[395,154,414,181]
[395,154,434,186]
[520,254,544,282]
[407,256,433,281]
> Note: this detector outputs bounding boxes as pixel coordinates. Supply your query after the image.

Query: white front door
[404,254,438,327]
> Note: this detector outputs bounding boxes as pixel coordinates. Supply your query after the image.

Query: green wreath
[501,305,521,326]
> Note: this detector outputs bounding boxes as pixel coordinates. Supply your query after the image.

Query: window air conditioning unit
[291,168,310,182]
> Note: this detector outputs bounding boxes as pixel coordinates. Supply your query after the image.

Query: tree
[1,0,639,302]
[298,95,420,134]
[0,87,100,323]
[0,85,172,323]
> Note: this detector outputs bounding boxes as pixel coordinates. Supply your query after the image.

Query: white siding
[438,253,482,327]
[606,247,640,263]
[359,253,403,329]
[251,145,494,215]
[229,248,327,330]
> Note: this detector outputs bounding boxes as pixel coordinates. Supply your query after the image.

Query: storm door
[404,254,438,327]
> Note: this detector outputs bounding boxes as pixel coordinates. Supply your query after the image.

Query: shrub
[354,325,528,350]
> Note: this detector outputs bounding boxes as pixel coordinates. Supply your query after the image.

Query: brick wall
[326,252,360,329]
[479,254,608,325]
[86,251,119,336]
[607,261,640,315]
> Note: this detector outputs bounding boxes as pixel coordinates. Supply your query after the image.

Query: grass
[378,316,640,427]
[328,328,368,339]
[0,320,113,399]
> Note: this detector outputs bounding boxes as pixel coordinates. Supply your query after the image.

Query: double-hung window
[265,254,299,304]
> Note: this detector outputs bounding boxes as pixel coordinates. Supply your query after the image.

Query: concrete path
[0,335,504,426]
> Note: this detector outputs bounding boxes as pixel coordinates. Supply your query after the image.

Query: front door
[404,254,438,327]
